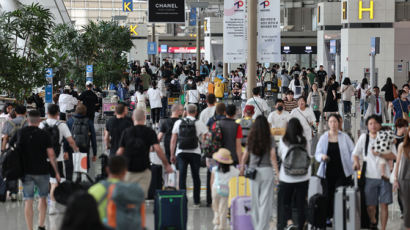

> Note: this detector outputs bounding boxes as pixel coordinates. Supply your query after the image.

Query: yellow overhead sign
[359,0,374,20]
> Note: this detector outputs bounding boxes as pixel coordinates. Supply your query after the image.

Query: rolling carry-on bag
[228,176,251,207]
[307,193,327,229]
[231,196,254,230]
[155,190,188,230]
[334,173,361,230]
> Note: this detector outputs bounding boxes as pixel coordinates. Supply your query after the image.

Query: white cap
[86,81,93,86]
[64,85,71,90]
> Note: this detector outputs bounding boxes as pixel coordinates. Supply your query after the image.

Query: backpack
[214,82,224,98]
[7,119,27,141]
[294,85,302,95]
[238,118,252,146]
[202,119,223,158]
[102,181,146,230]
[215,170,229,197]
[42,121,61,158]
[178,119,198,150]
[284,144,310,176]
[71,117,90,150]
[307,193,327,228]
[1,129,24,181]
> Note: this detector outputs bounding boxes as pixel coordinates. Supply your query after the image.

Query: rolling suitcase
[334,174,360,230]
[231,196,254,230]
[154,190,187,230]
[307,193,327,229]
[228,176,251,207]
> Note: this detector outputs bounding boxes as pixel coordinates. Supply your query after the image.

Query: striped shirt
[284,99,298,112]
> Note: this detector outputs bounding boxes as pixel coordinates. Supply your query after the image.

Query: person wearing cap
[78,81,99,122]
[58,85,78,121]
[210,148,239,230]
[236,104,255,148]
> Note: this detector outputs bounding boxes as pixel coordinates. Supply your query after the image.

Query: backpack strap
[364,134,370,158]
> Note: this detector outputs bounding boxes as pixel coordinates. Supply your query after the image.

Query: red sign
[159,46,205,54]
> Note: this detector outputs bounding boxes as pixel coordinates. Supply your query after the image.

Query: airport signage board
[257,0,281,62]
[189,8,197,26]
[223,0,247,63]
[148,0,185,23]
[147,42,157,55]
[86,65,93,83]
[123,0,133,12]
[45,68,53,104]
[281,46,317,54]
[330,40,337,54]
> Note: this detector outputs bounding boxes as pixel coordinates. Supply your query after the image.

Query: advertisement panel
[148,0,185,23]
[257,0,281,62]
[223,0,247,63]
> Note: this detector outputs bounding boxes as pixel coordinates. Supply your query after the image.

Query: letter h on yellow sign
[359,0,374,20]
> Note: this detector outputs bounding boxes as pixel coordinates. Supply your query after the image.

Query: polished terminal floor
[0,101,407,230]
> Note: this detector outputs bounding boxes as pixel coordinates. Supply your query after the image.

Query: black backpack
[1,129,24,181]
[42,122,61,158]
[283,144,310,176]
[178,119,198,150]
[307,193,327,228]
[71,117,90,150]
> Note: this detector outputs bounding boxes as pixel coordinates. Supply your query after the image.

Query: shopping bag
[73,152,87,173]
[164,165,179,190]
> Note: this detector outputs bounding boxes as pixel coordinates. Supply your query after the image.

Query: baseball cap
[86,81,93,86]
[244,105,255,115]
[64,85,71,90]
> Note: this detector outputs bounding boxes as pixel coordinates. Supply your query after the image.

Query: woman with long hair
[307,83,323,127]
[186,81,200,107]
[147,80,162,129]
[289,74,304,99]
[323,76,339,118]
[134,85,147,113]
[240,116,278,230]
[393,126,410,230]
[356,77,370,116]
[341,77,356,115]
[274,118,311,230]
[382,77,398,121]
[315,114,355,226]
[60,191,108,230]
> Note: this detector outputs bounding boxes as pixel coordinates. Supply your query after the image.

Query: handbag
[244,154,263,180]
[390,153,405,184]
[358,134,370,188]
[73,152,88,174]
[297,108,317,134]
[399,100,410,122]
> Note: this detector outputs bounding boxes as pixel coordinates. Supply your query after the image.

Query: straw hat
[212,148,233,164]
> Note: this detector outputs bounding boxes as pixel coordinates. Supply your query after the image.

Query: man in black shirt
[78,81,99,121]
[116,109,173,196]
[158,104,184,162]
[317,65,328,89]
[105,103,133,156]
[14,110,60,230]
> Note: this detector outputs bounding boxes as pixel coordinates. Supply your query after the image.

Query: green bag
[180,94,185,105]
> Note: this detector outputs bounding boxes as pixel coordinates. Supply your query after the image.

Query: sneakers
[285,224,297,230]
[38,226,46,230]
[10,193,17,202]
[192,204,200,209]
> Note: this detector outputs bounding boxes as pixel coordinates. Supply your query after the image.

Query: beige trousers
[124,169,152,197]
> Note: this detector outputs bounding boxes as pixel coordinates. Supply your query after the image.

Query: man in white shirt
[268,99,289,129]
[199,94,216,125]
[365,86,388,123]
[58,86,78,120]
[158,75,168,119]
[353,115,396,230]
[170,104,208,207]
[246,87,270,119]
[39,104,79,214]
[290,97,316,155]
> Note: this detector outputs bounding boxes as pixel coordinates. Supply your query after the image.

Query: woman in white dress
[147,81,162,128]
[134,85,147,113]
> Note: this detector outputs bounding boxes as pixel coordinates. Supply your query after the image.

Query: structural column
[196,9,201,72]
[247,0,257,99]
[151,23,155,65]
[223,63,228,79]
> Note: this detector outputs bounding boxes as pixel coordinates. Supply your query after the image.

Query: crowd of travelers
[0,59,409,230]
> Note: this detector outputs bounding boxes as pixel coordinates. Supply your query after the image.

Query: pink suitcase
[230,196,254,230]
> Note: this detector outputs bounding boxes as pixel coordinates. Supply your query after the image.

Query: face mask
[277,106,284,111]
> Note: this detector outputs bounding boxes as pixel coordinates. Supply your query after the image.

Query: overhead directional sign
[86,65,93,73]
[189,8,197,26]
[86,65,93,83]
[123,0,133,12]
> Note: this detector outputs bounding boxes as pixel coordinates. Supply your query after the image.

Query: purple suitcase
[231,196,254,230]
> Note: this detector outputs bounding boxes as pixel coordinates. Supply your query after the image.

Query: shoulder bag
[358,134,370,188]
[244,154,263,180]
[399,100,410,122]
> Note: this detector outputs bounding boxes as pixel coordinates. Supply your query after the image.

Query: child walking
[211,148,239,230]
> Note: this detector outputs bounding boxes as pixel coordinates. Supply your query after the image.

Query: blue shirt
[393,98,409,122]
[315,131,355,179]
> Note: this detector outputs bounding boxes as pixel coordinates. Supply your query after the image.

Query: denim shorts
[365,178,393,206]
[22,174,50,200]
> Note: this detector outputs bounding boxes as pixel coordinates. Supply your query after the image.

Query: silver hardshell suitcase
[334,173,361,230]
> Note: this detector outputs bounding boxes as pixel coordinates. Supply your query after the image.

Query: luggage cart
[102,97,117,119]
